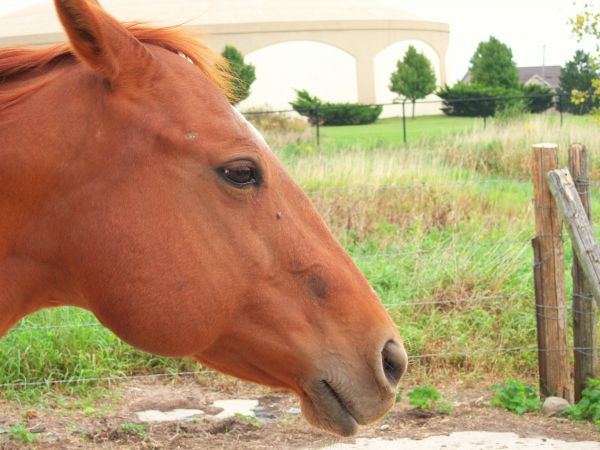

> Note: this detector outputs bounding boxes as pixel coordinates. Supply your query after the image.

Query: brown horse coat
[0,0,407,436]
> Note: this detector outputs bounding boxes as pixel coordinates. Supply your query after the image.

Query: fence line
[2,345,598,390]
[13,289,598,334]
[3,160,600,393]
[242,92,572,116]
[305,179,530,196]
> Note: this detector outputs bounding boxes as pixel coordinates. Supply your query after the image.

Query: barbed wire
[352,238,531,261]
[2,345,597,390]
[305,179,530,196]
[241,92,572,116]
[3,175,599,391]
[382,294,523,309]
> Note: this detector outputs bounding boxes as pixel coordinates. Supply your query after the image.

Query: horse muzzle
[300,339,407,436]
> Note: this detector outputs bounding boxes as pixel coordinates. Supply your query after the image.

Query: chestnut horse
[0,0,407,436]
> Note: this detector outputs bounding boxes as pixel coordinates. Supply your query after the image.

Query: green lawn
[320,115,483,147]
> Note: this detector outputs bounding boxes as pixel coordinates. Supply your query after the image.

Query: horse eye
[220,164,258,187]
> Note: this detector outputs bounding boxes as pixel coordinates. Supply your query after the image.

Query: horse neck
[0,69,86,327]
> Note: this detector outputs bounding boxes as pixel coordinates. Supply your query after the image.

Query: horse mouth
[302,380,359,436]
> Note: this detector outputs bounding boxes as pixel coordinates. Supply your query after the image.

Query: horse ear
[54,0,155,85]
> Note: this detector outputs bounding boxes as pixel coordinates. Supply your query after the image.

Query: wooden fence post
[532,143,572,403]
[568,144,598,401]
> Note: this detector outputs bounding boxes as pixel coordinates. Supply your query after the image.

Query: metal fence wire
[244,91,581,146]
[0,177,598,390]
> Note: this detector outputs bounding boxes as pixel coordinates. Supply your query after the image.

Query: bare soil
[0,376,597,449]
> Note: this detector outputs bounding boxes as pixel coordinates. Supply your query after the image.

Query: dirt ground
[0,375,597,449]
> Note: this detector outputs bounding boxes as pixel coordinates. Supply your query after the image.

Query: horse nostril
[381,340,407,387]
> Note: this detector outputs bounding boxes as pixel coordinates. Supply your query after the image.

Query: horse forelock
[0,24,233,112]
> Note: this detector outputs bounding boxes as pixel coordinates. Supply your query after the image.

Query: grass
[0,112,598,400]
[320,115,483,147]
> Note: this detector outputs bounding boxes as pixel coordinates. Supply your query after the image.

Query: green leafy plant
[407,385,452,415]
[563,378,600,429]
[490,379,541,415]
[9,423,38,443]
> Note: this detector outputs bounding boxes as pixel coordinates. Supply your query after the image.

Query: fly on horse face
[0,0,407,436]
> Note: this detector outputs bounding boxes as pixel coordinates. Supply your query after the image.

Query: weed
[563,378,600,429]
[9,423,38,443]
[233,413,260,426]
[120,422,148,436]
[490,379,541,415]
[407,385,452,415]
[395,391,403,403]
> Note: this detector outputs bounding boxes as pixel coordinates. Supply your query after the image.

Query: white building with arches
[0,0,449,113]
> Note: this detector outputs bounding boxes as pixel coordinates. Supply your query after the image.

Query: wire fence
[242,91,589,147]
[1,176,599,390]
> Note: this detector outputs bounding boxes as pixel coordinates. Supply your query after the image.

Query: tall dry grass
[441,114,600,179]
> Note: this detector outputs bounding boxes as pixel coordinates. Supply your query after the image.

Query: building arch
[238,40,358,111]
[0,1,450,106]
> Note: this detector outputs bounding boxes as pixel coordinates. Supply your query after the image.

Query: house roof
[461,65,562,88]
[518,66,561,88]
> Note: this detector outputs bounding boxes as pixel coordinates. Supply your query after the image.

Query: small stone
[136,409,203,423]
[203,406,225,416]
[210,400,258,419]
[379,424,390,431]
[542,396,570,417]
[254,411,276,420]
[29,426,46,434]
[287,407,301,415]
[0,426,8,434]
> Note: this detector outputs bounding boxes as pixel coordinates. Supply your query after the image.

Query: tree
[221,45,256,104]
[469,36,520,89]
[559,50,599,114]
[389,45,436,118]
[570,1,600,116]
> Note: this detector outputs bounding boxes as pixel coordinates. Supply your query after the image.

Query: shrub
[563,378,600,429]
[407,385,452,415]
[522,84,555,113]
[490,379,541,415]
[437,83,522,118]
[290,89,382,126]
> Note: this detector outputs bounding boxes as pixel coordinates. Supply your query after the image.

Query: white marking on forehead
[231,107,269,147]
[177,51,194,65]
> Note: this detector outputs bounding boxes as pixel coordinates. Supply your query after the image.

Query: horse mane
[0,24,233,111]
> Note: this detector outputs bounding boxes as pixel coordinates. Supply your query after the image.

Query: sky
[0,0,597,83]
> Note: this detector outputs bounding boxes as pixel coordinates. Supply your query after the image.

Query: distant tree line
[437,36,598,118]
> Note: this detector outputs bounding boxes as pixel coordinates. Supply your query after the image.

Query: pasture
[1,113,599,448]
